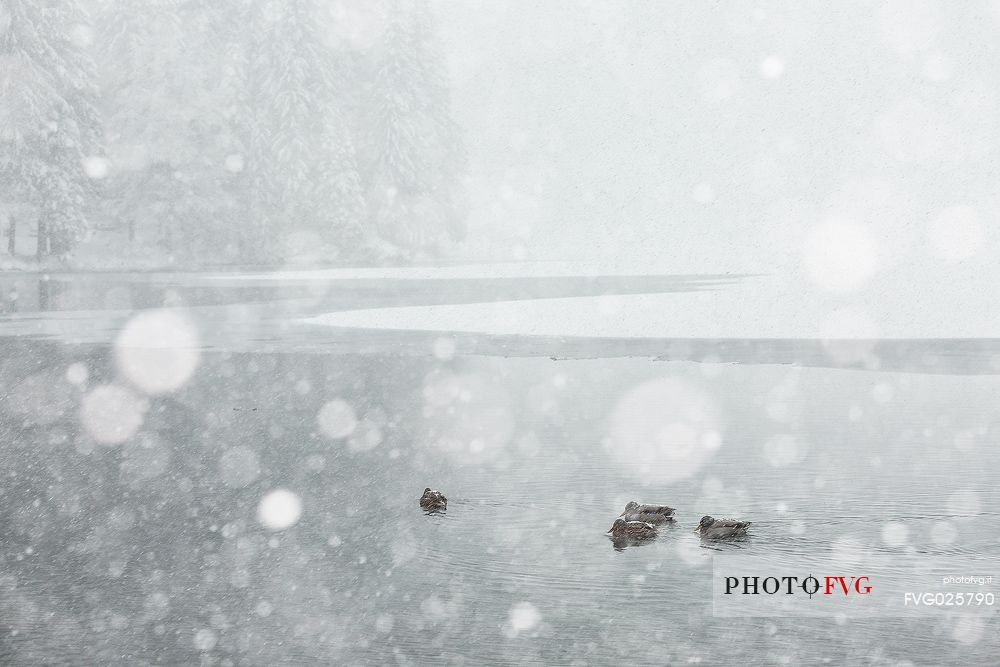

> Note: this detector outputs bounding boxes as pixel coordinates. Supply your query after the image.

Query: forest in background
[0,0,467,268]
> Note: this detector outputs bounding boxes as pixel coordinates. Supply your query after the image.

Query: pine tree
[243,0,367,262]
[98,0,242,264]
[0,0,104,258]
[363,1,467,258]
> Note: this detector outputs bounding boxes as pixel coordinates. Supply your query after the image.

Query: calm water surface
[0,272,997,665]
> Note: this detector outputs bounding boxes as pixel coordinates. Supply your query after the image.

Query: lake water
[0,271,997,665]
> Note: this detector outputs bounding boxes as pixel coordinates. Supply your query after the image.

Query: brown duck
[419,487,447,510]
[608,518,658,540]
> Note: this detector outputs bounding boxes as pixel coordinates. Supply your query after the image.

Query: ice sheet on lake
[208,260,745,281]
[303,274,1000,340]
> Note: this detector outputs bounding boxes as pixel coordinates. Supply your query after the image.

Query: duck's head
[608,518,627,533]
[624,501,639,511]
[422,487,432,495]
[698,515,715,529]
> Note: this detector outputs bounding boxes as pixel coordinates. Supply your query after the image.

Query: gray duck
[618,501,675,524]
[697,515,750,539]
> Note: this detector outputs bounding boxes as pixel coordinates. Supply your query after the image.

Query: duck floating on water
[618,501,675,524]
[419,487,447,510]
[697,515,751,539]
[608,518,658,540]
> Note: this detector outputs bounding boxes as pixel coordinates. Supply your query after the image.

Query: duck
[419,487,447,510]
[608,518,658,540]
[696,515,750,539]
[618,501,675,524]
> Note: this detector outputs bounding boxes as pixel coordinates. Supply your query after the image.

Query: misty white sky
[417,1,1000,336]
[438,0,999,264]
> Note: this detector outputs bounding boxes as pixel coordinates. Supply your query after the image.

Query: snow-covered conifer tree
[0,0,104,258]
[244,0,367,262]
[362,1,467,258]
[98,0,242,264]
